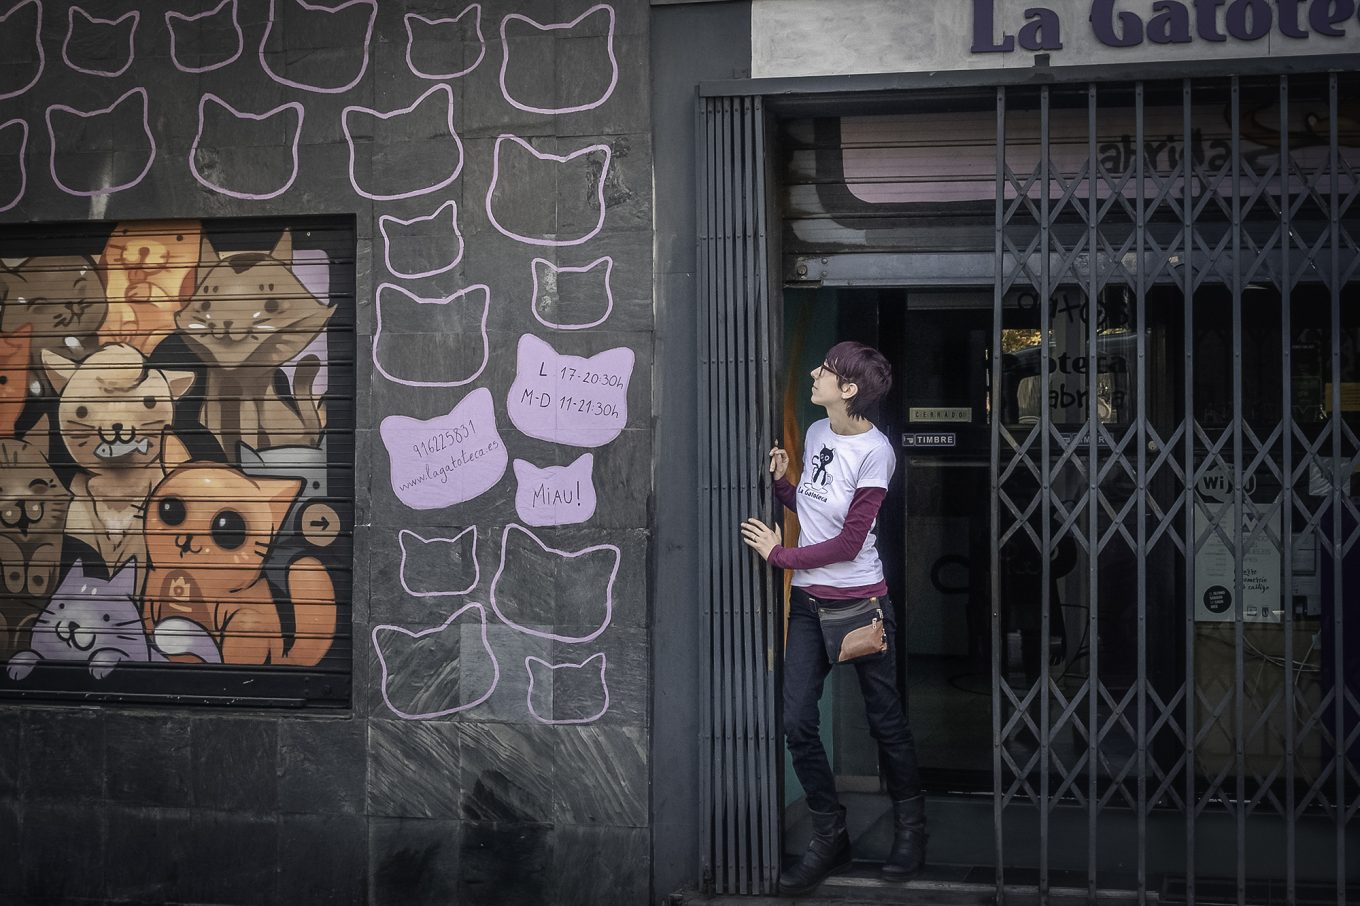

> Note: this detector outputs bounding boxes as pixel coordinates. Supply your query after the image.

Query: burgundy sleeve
[767,487,887,571]
[773,475,798,511]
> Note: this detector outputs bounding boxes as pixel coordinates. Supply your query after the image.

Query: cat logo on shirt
[810,446,834,485]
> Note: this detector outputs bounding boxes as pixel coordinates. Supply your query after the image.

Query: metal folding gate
[698,95,782,896]
[700,69,1359,904]
[991,74,1358,904]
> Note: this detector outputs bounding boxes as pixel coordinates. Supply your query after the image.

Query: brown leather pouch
[815,597,888,665]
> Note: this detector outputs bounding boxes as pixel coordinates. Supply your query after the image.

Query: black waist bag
[815,596,888,665]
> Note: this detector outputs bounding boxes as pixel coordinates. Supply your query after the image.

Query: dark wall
[0,1,653,903]
[649,0,751,900]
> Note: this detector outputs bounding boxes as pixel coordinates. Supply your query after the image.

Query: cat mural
[0,416,71,661]
[238,438,333,592]
[43,344,195,570]
[0,323,32,437]
[5,559,221,680]
[142,435,337,666]
[0,255,108,379]
[178,230,332,455]
[98,220,203,356]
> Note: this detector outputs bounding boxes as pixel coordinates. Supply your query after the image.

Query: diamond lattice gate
[990,74,1360,904]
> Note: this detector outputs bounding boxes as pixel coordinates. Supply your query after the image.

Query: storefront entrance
[698,70,1360,900]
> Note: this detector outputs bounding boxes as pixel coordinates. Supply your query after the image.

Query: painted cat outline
[485,135,611,247]
[166,0,243,74]
[46,86,156,196]
[0,0,45,102]
[525,652,608,724]
[404,6,484,80]
[397,526,478,598]
[372,602,499,720]
[62,6,139,78]
[190,94,305,201]
[488,523,619,644]
[0,118,27,213]
[498,4,617,115]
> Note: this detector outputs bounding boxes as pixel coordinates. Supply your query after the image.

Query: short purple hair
[824,341,892,419]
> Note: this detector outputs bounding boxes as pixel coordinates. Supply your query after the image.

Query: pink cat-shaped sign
[380,387,506,510]
[506,334,633,448]
[512,453,596,527]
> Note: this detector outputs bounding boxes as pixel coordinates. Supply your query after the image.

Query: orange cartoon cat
[177,229,332,455]
[0,323,32,437]
[43,344,194,569]
[99,221,202,355]
[142,435,337,667]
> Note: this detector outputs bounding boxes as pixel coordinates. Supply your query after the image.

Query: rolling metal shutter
[0,215,354,708]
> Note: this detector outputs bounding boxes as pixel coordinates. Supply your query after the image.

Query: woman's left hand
[740,517,782,561]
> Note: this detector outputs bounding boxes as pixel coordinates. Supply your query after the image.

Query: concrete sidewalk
[670,863,1151,906]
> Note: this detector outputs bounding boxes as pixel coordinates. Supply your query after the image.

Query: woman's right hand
[768,446,789,481]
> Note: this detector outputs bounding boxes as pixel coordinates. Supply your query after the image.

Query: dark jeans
[784,588,922,814]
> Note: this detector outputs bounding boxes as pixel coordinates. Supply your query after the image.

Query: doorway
[779,288,999,866]
[700,71,1360,898]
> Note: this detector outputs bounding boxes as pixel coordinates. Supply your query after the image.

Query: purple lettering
[1309,0,1354,36]
[1091,0,1145,46]
[1195,0,1228,40]
[1226,0,1273,38]
[971,0,1016,52]
[1275,0,1308,36]
[1018,7,1063,49]
[1148,0,1194,41]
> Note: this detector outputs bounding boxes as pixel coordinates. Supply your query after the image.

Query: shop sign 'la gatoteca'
[973,0,1360,54]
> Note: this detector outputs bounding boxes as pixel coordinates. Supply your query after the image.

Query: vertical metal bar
[716,95,736,893]
[739,95,761,894]
[697,96,715,894]
[708,95,728,894]
[1229,77,1247,906]
[1327,71,1344,906]
[708,96,725,893]
[1181,78,1198,906]
[727,95,750,894]
[1039,84,1054,905]
[1086,81,1101,903]
[729,94,753,895]
[1277,74,1297,906]
[744,95,763,893]
[1134,80,1150,906]
[752,97,779,895]
[992,84,1008,906]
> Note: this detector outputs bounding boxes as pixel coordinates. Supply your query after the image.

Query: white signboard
[1192,467,1282,623]
[753,0,1360,79]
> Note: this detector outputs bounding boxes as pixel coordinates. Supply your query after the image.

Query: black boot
[779,805,852,896]
[880,795,927,880]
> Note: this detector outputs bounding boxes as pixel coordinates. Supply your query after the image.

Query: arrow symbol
[309,516,330,531]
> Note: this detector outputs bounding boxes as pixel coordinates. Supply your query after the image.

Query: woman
[739,341,925,895]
